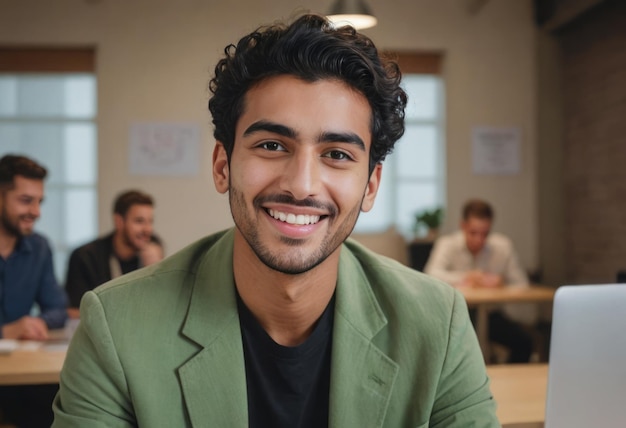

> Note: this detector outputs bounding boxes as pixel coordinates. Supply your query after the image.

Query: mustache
[254,194,337,217]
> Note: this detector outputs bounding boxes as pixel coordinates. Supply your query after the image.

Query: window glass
[64,76,97,118]
[64,124,97,184]
[0,73,97,283]
[353,72,445,239]
[18,123,65,184]
[396,182,438,234]
[37,187,63,244]
[0,123,21,150]
[0,76,17,116]
[355,163,394,232]
[403,75,438,120]
[18,76,65,117]
[65,189,97,247]
[396,125,438,179]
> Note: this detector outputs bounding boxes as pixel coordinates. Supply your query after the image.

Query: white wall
[0,0,538,270]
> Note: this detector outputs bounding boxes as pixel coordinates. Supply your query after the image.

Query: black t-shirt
[118,256,139,275]
[237,293,335,428]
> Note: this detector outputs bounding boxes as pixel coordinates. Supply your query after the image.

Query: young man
[0,154,67,339]
[64,189,154,317]
[53,15,499,426]
[0,154,67,427]
[425,199,535,363]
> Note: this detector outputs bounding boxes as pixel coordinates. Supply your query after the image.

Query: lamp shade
[327,0,377,30]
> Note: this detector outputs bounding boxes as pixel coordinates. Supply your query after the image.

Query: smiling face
[114,204,154,253]
[461,216,492,255]
[0,175,44,238]
[213,75,381,275]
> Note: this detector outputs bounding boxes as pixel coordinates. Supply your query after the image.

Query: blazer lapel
[328,247,399,428]
[177,231,249,427]
[173,231,399,427]
[178,323,248,427]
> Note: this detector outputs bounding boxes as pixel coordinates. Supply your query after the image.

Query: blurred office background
[0,0,624,288]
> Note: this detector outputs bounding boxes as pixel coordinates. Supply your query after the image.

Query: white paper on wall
[129,122,200,176]
[472,126,521,175]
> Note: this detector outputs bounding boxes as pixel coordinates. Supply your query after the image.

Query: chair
[407,241,434,272]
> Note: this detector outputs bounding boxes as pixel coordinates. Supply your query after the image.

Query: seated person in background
[0,154,67,428]
[424,198,535,363]
[0,154,67,339]
[65,189,155,317]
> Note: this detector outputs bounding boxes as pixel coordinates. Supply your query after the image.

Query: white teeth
[268,209,321,225]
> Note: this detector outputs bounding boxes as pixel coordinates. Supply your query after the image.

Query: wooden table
[0,347,66,385]
[0,327,72,386]
[487,363,548,427]
[460,285,555,362]
[0,338,548,426]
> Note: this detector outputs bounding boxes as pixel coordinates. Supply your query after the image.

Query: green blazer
[53,229,498,427]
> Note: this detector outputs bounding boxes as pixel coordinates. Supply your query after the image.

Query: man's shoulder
[93,229,233,298]
[24,232,51,247]
[436,230,464,246]
[487,232,514,250]
[340,238,463,347]
[342,238,457,303]
[20,232,53,255]
[71,234,113,257]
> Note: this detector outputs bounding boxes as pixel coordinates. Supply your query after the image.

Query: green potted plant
[413,207,444,241]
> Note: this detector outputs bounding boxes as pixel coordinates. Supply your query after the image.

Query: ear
[212,142,229,194]
[361,163,382,212]
[113,213,124,231]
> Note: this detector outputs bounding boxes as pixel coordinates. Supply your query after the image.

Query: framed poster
[129,122,200,176]
[472,126,521,175]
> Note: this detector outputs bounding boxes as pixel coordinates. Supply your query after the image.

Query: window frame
[353,51,446,238]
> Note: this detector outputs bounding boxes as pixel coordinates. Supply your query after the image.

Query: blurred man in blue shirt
[0,154,68,427]
[0,154,67,338]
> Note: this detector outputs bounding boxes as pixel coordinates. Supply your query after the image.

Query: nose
[30,201,41,219]
[279,149,322,200]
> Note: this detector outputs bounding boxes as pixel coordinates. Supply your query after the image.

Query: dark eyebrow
[243,120,297,139]
[319,131,366,152]
[243,120,366,152]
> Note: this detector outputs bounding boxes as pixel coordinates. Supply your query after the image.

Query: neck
[233,232,338,347]
[112,231,137,261]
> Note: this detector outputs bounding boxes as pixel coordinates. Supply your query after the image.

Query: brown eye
[260,142,284,151]
[324,151,350,161]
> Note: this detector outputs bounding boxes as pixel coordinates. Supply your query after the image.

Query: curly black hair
[208,13,407,175]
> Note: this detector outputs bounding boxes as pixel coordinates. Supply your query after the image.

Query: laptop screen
[545,284,626,427]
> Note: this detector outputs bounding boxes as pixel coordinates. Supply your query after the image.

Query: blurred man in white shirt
[425,199,535,363]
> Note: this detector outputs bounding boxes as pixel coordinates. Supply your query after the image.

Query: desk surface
[0,347,66,386]
[487,363,548,425]
[461,285,555,362]
[461,285,555,305]
[0,328,71,386]
[1,347,548,426]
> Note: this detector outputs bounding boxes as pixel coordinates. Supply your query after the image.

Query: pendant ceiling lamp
[326,0,378,30]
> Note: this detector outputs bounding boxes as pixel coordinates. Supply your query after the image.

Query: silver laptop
[545,284,626,427]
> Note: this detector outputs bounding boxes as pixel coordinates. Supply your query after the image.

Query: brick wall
[558,0,626,283]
